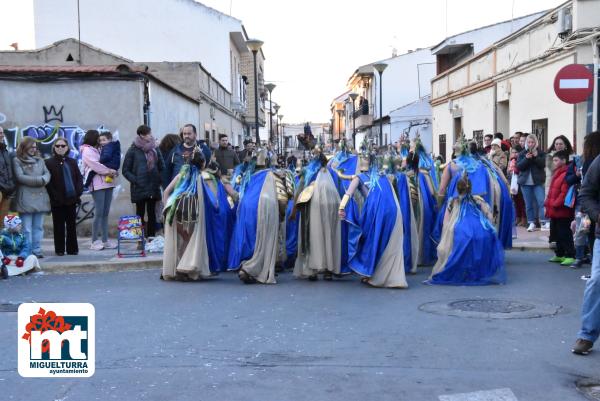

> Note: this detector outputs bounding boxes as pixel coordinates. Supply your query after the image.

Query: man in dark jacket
[574,146,600,355]
[164,123,205,185]
[214,134,240,175]
[0,126,15,223]
[238,140,255,162]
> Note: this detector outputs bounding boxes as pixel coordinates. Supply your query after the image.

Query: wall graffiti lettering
[43,105,64,123]
[4,123,118,162]
[76,199,95,226]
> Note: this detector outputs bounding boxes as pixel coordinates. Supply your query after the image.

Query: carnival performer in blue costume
[437,140,513,249]
[401,136,439,266]
[292,140,343,281]
[338,141,408,288]
[201,159,237,273]
[162,147,236,281]
[228,148,293,284]
[426,175,506,285]
[328,138,360,273]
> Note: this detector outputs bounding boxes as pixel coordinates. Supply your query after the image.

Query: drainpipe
[593,38,599,132]
[142,76,151,127]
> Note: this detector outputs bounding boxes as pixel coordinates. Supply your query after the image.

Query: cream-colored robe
[162,176,211,281]
[294,168,342,278]
[239,171,279,284]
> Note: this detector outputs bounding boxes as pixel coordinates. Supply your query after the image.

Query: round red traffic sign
[554,64,594,104]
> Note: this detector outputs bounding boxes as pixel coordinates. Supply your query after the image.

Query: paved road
[0,250,598,401]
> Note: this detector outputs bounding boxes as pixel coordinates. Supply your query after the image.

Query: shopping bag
[510,173,518,195]
[564,185,576,208]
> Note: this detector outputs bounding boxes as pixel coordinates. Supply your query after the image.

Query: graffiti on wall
[1,108,123,226]
[43,105,64,123]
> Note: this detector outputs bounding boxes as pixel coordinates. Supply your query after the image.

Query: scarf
[61,157,76,199]
[134,135,157,171]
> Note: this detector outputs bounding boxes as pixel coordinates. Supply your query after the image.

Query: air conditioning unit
[557,7,573,38]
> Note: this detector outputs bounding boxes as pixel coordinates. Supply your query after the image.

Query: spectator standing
[238,140,255,161]
[483,134,493,154]
[545,150,575,266]
[0,126,15,223]
[573,130,600,355]
[122,125,164,239]
[83,131,120,191]
[546,135,574,243]
[158,134,182,162]
[213,134,240,175]
[508,146,527,227]
[568,132,600,269]
[12,137,51,258]
[81,130,118,251]
[519,134,527,149]
[494,132,511,152]
[510,132,523,148]
[517,134,548,232]
[287,153,298,170]
[45,137,84,256]
[488,138,507,174]
[164,124,204,184]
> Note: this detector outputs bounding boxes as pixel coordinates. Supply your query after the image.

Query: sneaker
[541,222,551,231]
[103,241,117,249]
[572,338,593,355]
[570,259,584,269]
[527,223,536,232]
[548,256,565,263]
[560,257,576,266]
[582,274,591,281]
[90,241,104,251]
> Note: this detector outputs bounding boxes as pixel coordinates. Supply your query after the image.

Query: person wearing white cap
[0,214,40,277]
[488,138,507,175]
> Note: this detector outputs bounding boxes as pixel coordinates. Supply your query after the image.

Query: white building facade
[431,1,600,161]
[17,0,267,146]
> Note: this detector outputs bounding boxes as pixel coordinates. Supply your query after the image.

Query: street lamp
[278,114,283,153]
[336,108,344,149]
[265,83,276,148]
[264,83,276,149]
[274,104,280,153]
[373,62,387,147]
[348,92,358,150]
[246,39,264,146]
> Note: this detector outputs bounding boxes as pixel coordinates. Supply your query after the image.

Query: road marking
[439,388,518,401]
[559,79,590,89]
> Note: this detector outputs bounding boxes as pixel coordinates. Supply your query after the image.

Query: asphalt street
[0,250,598,401]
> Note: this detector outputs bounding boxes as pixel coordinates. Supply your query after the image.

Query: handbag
[564,185,576,208]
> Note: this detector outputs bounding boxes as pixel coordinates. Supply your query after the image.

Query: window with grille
[473,130,483,148]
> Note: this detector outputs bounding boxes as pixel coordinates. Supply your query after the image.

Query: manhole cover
[448,299,535,313]
[0,302,21,312]
[419,298,561,319]
[577,379,600,401]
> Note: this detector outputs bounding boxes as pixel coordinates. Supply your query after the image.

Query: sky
[1,0,565,124]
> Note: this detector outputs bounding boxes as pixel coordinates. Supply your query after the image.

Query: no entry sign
[554,64,594,104]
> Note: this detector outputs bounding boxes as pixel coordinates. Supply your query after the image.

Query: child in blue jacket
[84,131,121,191]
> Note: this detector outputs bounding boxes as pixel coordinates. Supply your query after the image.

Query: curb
[39,257,162,275]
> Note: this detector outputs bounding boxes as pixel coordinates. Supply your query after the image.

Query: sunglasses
[55,144,68,148]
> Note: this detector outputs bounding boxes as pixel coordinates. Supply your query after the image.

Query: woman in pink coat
[80,130,118,250]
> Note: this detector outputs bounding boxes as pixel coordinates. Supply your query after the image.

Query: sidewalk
[512,225,551,251]
[37,238,162,275]
[32,226,550,275]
